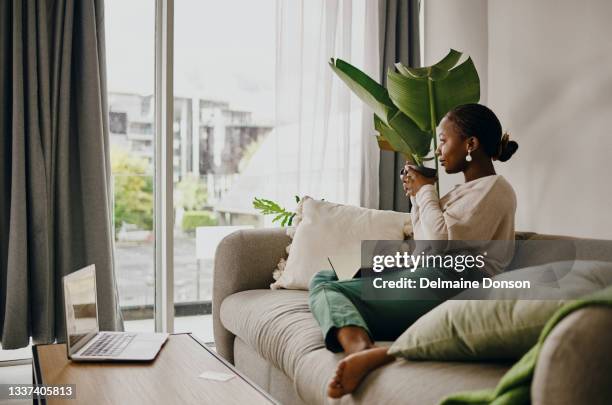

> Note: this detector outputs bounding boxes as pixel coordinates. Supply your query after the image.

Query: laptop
[63,265,168,361]
[327,245,364,281]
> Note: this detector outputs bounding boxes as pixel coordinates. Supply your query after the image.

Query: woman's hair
[446,103,518,162]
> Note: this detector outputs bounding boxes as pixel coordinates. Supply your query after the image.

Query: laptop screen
[63,265,99,355]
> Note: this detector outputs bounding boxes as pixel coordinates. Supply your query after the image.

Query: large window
[106,0,156,332]
[172,0,275,339]
[105,0,274,340]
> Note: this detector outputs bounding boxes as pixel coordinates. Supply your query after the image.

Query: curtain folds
[270,0,377,209]
[378,0,421,211]
[0,0,122,350]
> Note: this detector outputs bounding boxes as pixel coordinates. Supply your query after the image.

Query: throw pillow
[388,299,566,361]
[389,259,612,361]
[270,196,411,290]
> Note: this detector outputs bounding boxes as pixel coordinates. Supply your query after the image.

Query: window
[172,0,275,340]
[105,0,156,332]
[105,0,275,340]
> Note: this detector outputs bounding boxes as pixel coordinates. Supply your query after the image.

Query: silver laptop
[327,245,363,281]
[63,265,168,361]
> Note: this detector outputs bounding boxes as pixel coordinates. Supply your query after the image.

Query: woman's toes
[328,360,349,398]
[330,375,340,386]
[327,379,344,398]
[328,384,345,399]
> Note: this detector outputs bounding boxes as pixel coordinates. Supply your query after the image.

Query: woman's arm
[404,166,447,240]
[414,185,448,240]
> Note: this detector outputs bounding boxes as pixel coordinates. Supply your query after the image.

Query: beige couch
[213,228,612,405]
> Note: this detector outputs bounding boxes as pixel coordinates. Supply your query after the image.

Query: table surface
[32,333,276,405]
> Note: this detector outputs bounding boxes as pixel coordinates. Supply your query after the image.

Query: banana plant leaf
[329,49,480,164]
[431,58,480,124]
[395,49,462,78]
[374,116,414,156]
[330,57,432,159]
[387,50,480,132]
[376,136,394,151]
[385,111,432,157]
[374,116,422,165]
[329,58,395,124]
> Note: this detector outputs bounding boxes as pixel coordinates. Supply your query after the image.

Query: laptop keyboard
[81,333,136,357]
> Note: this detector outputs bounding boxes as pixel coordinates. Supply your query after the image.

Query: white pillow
[270,196,412,290]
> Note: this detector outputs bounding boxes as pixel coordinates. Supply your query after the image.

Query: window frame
[154,0,175,333]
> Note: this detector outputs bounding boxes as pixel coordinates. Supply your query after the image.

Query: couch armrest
[532,306,612,404]
[213,227,290,363]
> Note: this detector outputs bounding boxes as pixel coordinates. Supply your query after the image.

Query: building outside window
[105,0,275,340]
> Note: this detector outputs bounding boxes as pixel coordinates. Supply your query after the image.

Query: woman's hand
[401,164,436,197]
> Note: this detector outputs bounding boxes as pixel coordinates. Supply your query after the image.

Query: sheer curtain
[271,0,380,209]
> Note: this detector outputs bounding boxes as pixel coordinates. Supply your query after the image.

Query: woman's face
[436,116,469,174]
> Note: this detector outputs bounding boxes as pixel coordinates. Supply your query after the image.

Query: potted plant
[329,49,480,186]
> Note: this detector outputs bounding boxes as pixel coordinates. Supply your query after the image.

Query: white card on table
[198,371,236,382]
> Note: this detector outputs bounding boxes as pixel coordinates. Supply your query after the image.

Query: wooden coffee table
[32,333,277,404]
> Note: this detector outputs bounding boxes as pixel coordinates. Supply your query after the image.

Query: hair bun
[496,132,518,162]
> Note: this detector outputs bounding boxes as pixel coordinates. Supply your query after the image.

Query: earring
[465,150,472,162]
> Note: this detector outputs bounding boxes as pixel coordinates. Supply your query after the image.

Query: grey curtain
[378,0,420,211]
[0,0,122,350]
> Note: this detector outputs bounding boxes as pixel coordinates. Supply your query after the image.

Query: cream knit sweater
[410,175,517,275]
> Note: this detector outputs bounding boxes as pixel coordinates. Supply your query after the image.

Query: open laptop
[327,245,364,281]
[63,265,168,361]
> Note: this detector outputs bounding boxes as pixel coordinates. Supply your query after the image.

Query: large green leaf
[329,49,480,163]
[330,57,432,160]
[387,55,480,131]
[329,58,395,123]
[374,115,414,157]
[376,135,394,151]
[387,71,430,131]
[432,57,480,123]
[395,49,462,78]
[373,111,432,159]
[386,112,432,157]
[433,48,463,71]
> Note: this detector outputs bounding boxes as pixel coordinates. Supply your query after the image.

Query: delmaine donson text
[370,252,531,289]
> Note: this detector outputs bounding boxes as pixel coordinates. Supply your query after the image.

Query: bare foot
[344,340,372,356]
[327,347,394,398]
[336,326,373,355]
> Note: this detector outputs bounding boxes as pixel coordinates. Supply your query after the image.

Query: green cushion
[388,299,565,361]
[389,259,612,361]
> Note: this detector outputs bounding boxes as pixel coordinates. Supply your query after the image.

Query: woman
[307,103,519,398]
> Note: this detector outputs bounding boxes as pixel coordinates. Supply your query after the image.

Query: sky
[104,0,276,122]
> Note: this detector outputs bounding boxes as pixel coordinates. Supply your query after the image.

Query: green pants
[308,268,482,352]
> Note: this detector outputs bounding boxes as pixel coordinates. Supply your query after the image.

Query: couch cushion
[222,289,512,405]
[220,289,326,378]
[295,347,510,405]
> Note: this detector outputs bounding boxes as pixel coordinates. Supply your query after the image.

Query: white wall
[424,0,489,196]
[424,0,488,102]
[425,0,612,239]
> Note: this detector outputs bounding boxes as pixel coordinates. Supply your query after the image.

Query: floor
[0,315,214,405]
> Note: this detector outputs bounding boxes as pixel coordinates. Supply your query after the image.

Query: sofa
[213,228,612,405]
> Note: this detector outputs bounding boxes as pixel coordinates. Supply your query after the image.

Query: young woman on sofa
[307,103,520,398]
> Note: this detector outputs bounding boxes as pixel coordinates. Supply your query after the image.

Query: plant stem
[427,77,440,195]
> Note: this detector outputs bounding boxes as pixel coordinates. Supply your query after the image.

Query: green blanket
[439,285,612,405]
